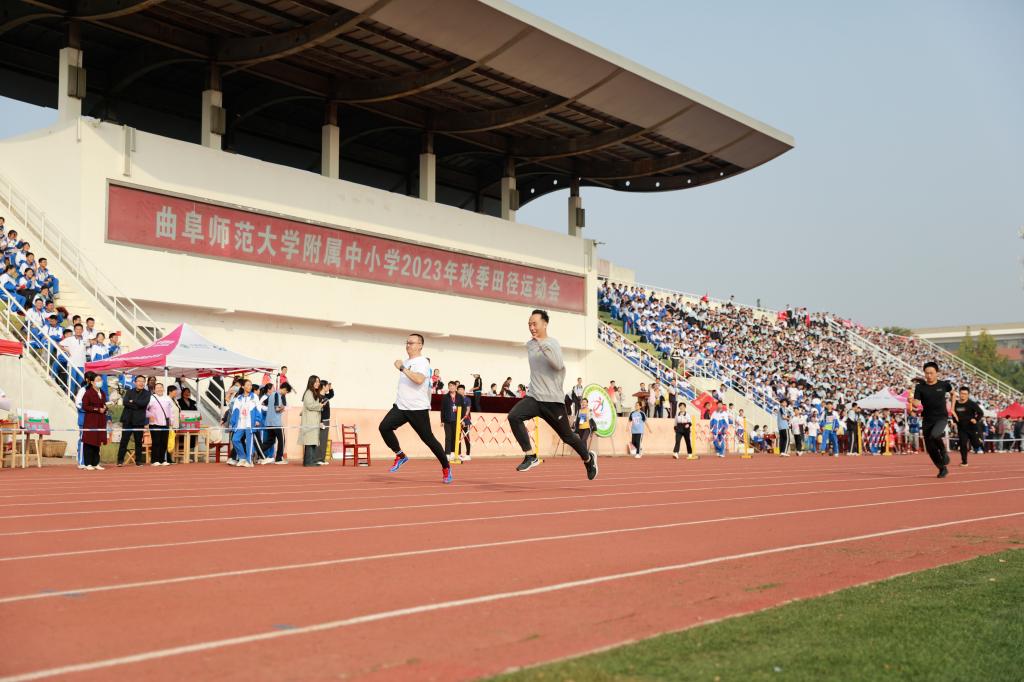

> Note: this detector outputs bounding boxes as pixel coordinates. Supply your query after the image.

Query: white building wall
[1,120,610,409]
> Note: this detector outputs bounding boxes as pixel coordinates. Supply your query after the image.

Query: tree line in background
[956,330,1024,394]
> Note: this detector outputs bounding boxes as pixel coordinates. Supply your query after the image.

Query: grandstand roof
[0,0,794,216]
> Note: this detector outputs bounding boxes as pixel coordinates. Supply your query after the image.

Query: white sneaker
[274,460,289,465]
[239,460,254,468]
[461,455,472,461]
[94,465,105,471]
[84,465,95,470]
[151,462,161,466]
[227,459,237,466]
[717,453,725,458]
[780,453,790,457]
[77,464,86,469]
[633,453,642,459]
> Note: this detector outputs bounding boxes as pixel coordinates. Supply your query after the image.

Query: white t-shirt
[395,355,431,410]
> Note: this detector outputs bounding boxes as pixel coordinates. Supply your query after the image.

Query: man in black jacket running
[951,386,984,467]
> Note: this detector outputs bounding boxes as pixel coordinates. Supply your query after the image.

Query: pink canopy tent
[85,323,275,378]
[854,388,907,411]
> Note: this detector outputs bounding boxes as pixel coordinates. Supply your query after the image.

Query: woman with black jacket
[317,380,335,464]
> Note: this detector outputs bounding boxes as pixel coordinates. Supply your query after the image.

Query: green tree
[956,330,1024,394]
[883,326,914,336]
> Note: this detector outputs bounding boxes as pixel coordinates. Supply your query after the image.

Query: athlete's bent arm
[537,341,564,370]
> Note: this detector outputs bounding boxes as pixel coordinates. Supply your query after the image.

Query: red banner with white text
[106,184,586,313]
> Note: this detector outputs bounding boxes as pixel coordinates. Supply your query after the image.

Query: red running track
[1,453,1022,681]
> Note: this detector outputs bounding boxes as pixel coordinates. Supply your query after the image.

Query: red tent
[0,340,22,357]
[998,402,1024,419]
[0,339,23,420]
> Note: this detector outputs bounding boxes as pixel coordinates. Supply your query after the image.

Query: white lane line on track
[0,458,937,497]
[10,463,1018,521]
[0,468,852,507]
[3,474,1023,563]
[1,486,1020,606]
[0,471,1013,537]
[0,464,881,501]
[0,456,963,492]
[2,509,1021,682]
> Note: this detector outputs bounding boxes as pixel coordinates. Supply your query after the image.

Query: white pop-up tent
[85,323,275,378]
[854,388,907,411]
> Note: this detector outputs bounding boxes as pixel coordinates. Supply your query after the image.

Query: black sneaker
[584,451,598,481]
[937,467,948,478]
[516,455,540,472]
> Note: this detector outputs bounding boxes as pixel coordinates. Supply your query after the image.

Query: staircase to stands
[0,172,225,423]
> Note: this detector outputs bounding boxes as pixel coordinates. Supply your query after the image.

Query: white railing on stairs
[0,172,228,422]
[0,172,162,349]
[0,299,75,399]
[827,318,918,382]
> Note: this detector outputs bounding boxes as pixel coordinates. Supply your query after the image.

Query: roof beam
[332,56,475,103]
[572,148,707,180]
[431,94,569,133]
[72,0,165,20]
[512,104,695,159]
[0,5,62,36]
[214,0,392,66]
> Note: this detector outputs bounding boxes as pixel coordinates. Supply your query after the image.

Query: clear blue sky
[1,0,1021,328]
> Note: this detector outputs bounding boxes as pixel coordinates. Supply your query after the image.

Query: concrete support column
[57,47,84,122]
[201,64,223,150]
[201,90,223,149]
[568,177,584,237]
[500,158,517,221]
[321,102,340,179]
[418,132,436,202]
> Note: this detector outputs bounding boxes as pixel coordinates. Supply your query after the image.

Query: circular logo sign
[582,384,617,438]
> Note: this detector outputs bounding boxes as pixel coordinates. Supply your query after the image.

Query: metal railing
[597,322,696,401]
[826,318,918,383]
[0,172,228,422]
[0,298,76,400]
[599,277,776,318]
[0,172,162,349]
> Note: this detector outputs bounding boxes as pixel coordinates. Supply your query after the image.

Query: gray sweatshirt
[526,336,566,403]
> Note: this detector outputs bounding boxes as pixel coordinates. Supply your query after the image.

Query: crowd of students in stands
[598,281,1012,412]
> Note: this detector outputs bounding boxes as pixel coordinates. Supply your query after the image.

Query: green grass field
[490,549,1023,682]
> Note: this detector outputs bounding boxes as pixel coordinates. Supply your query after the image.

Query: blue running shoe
[442,466,452,484]
[389,455,409,473]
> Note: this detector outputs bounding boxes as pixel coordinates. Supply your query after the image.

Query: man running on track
[908,361,954,478]
[951,385,983,467]
[379,333,452,484]
[507,309,598,480]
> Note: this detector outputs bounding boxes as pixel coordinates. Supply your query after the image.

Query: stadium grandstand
[0,0,795,432]
[2,3,1023,682]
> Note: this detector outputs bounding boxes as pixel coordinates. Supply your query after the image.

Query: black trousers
[673,428,692,455]
[846,423,861,453]
[150,425,169,464]
[378,405,449,467]
[462,423,472,456]
[778,428,790,454]
[631,433,643,453]
[575,428,593,452]
[794,433,804,452]
[261,427,285,461]
[117,426,145,465]
[957,427,983,464]
[923,419,949,470]
[508,397,588,459]
[82,443,100,467]
[443,421,457,454]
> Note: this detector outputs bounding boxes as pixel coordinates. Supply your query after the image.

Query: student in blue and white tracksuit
[820,403,841,456]
[228,380,262,468]
[709,403,731,457]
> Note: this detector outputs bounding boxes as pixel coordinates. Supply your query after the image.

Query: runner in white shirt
[379,333,452,484]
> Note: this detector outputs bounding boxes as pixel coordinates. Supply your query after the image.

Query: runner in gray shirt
[508,309,598,479]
